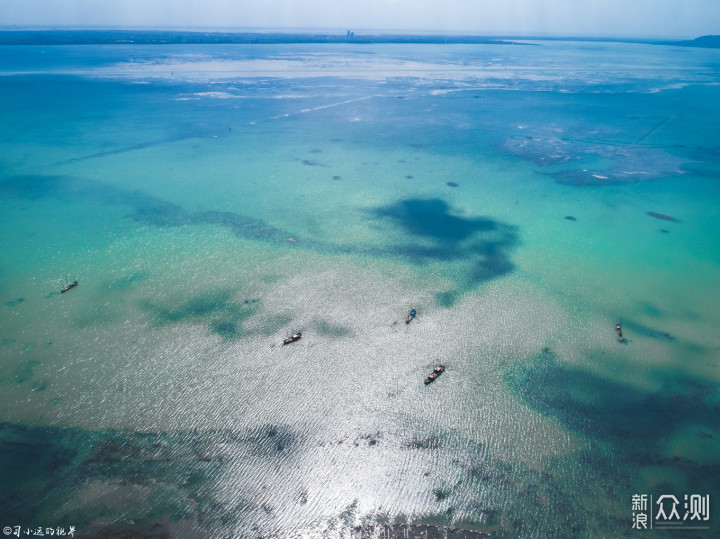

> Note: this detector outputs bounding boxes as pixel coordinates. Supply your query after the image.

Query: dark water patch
[126,195,188,227]
[1,176,518,304]
[446,182,459,187]
[467,251,515,284]
[433,488,449,501]
[405,175,413,179]
[196,210,291,242]
[661,228,669,233]
[314,320,352,337]
[245,424,298,455]
[0,422,90,523]
[434,290,458,307]
[309,149,322,153]
[4,298,23,307]
[564,216,576,221]
[7,422,293,529]
[0,175,297,246]
[0,174,67,200]
[104,272,149,290]
[211,320,243,339]
[46,291,60,299]
[243,298,261,305]
[334,500,361,529]
[0,337,16,346]
[147,290,232,323]
[12,359,41,384]
[404,436,443,450]
[57,136,191,165]
[369,198,518,296]
[647,211,680,222]
[505,349,718,445]
[353,432,382,447]
[333,175,341,180]
[622,320,675,341]
[640,303,663,318]
[301,159,328,167]
[373,198,500,243]
[140,290,262,340]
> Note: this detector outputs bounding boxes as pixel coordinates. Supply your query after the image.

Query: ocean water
[0,39,719,537]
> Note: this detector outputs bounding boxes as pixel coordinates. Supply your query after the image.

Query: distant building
[346,31,354,38]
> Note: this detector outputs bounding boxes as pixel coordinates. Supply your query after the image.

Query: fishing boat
[406,309,416,324]
[61,280,78,293]
[424,365,445,385]
[283,332,302,345]
[616,323,623,339]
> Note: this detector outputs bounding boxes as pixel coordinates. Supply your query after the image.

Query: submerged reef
[505,132,690,186]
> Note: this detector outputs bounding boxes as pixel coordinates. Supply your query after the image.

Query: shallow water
[1,40,719,537]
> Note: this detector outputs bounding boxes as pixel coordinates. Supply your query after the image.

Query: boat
[424,365,445,385]
[283,332,302,345]
[616,323,623,339]
[406,309,417,324]
[61,280,78,293]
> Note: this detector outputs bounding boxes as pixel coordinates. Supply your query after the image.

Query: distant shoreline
[0,30,717,48]
[0,30,519,46]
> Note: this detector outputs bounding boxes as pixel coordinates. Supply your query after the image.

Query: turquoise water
[1,40,719,537]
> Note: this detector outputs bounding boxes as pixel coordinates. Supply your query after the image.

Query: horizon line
[0,25,707,42]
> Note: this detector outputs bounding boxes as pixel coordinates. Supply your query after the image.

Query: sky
[0,0,717,39]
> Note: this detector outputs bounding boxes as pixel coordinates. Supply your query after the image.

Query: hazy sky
[0,0,717,38]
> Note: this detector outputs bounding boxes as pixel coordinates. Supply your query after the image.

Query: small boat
[283,332,302,345]
[406,309,417,324]
[616,323,623,339]
[61,280,78,293]
[424,365,445,385]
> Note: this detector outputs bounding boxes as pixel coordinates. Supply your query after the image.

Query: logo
[632,494,710,530]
